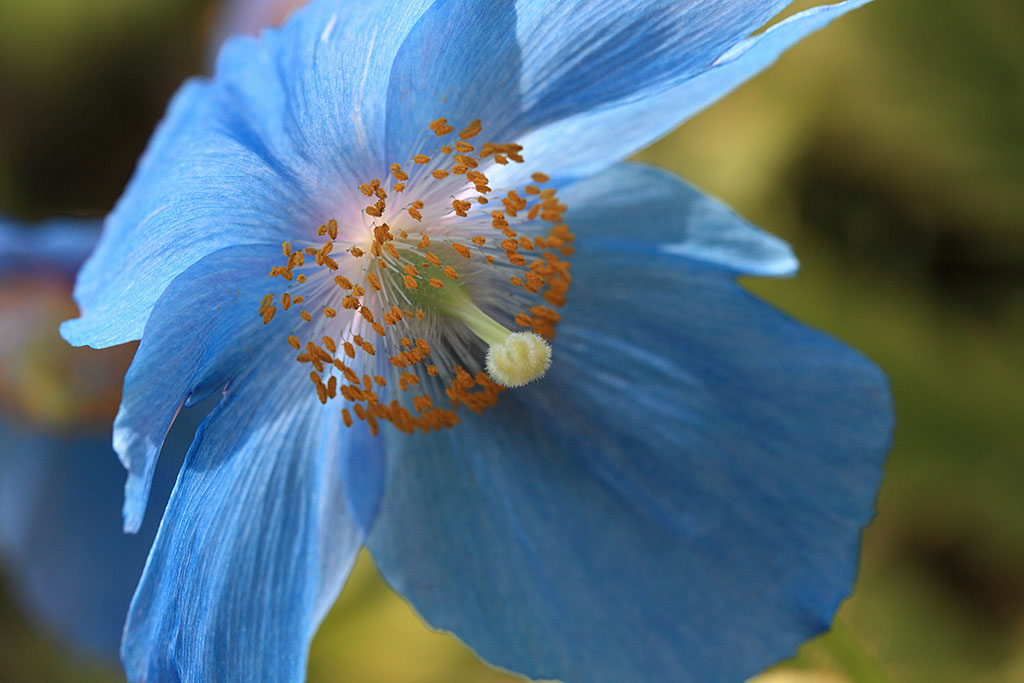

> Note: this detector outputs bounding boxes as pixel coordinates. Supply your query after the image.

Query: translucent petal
[384,0,790,159]
[62,0,436,349]
[112,244,287,532]
[562,163,797,276]
[121,345,375,682]
[369,246,891,683]
[511,0,873,180]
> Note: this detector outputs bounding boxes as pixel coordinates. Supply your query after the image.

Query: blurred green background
[1,0,1022,681]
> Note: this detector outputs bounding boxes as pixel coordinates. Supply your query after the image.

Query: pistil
[422,275,552,388]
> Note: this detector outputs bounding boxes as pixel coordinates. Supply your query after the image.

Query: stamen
[260,116,573,435]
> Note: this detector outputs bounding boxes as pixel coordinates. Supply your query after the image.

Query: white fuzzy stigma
[485,332,552,388]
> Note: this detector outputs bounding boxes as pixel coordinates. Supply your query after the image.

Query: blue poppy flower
[62,1,891,681]
[0,218,199,660]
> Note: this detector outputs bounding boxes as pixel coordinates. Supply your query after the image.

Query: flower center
[262,119,574,435]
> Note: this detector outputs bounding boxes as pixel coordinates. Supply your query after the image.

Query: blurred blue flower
[62,1,890,682]
[0,218,195,659]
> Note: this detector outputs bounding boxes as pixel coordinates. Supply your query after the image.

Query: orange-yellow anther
[430,118,454,136]
[459,119,482,139]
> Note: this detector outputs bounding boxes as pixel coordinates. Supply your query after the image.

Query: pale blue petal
[112,244,303,533]
[514,0,873,180]
[369,248,891,682]
[121,349,374,681]
[62,0,436,350]
[384,0,522,162]
[512,0,790,126]
[214,0,435,196]
[59,78,295,349]
[340,430,387,534]
[561,163,797,276]
[384,0,789,159]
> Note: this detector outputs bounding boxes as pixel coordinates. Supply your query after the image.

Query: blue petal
[60,78,292,349]
[121,349,376,681]
[384,0,790,159]
[62,0,436,350]
[369,248,891,682]
[512,0,871,182]
[383,0,522,162]
[112,244,310,533]
[0,401,197,659]
[561,163,797,276]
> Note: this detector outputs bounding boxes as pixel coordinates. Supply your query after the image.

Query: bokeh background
[1,0,1022,681]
